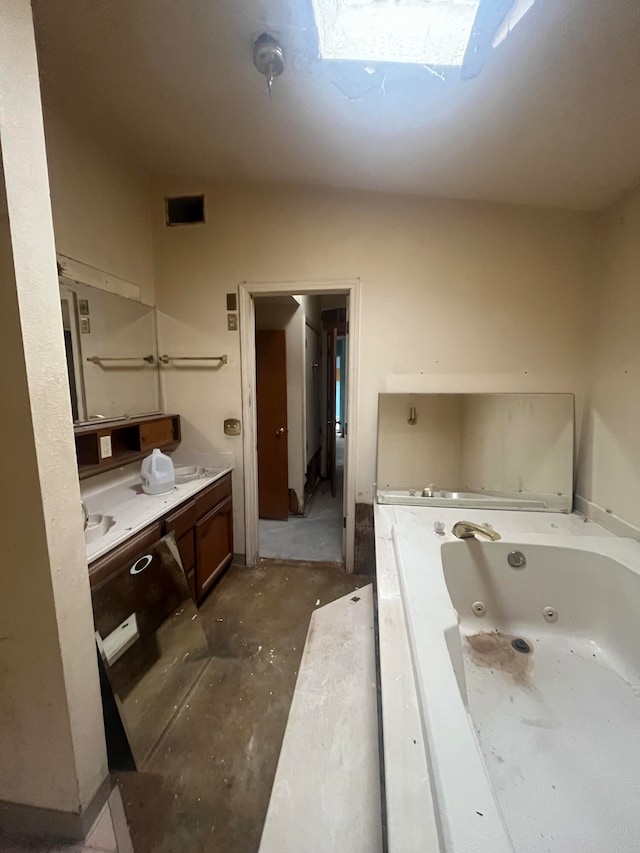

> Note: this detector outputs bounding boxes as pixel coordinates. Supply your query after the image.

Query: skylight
[312,0,482,67]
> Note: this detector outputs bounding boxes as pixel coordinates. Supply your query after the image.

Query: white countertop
[81,464,233,563]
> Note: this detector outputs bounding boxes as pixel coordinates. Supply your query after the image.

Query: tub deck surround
[377,503,640,853]
[374,504,440,853]
[80,462,233,563]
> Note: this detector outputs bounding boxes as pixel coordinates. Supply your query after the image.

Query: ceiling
[32,0,640,210]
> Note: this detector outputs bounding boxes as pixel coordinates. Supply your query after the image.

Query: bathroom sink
[85,513,115,545]
[174,466,207,484]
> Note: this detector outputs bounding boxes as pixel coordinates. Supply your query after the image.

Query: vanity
[62,268,234,768]
[61,273,234,607]
[78,414,234,607]
[85,463,234,606]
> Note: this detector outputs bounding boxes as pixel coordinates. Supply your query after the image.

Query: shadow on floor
[115,561,368,853]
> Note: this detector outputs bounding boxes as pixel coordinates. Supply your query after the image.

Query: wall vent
[165,195,205,226]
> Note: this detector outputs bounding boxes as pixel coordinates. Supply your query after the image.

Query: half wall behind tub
[377,393,574,511]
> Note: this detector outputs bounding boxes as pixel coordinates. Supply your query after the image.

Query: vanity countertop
[81,464,233,563]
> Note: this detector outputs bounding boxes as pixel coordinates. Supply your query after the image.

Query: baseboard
[0,774,110,845]
[574,495,640,541]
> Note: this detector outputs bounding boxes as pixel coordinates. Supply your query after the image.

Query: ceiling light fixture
[253,33,286,99]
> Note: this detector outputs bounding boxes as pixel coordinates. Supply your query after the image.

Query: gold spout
[452,521,501,541]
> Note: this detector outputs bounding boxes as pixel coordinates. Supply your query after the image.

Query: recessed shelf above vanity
[74,413,181,478]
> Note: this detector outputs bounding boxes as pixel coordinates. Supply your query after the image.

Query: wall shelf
[75,413,181,479]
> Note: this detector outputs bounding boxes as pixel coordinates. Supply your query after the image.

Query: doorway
[253,295,347,564]
[239,280,360,572]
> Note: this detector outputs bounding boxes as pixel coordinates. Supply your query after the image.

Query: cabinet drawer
[140,417,176,451]
[195,474,232,519]
[165,500,196,539]
[89,522,163,589]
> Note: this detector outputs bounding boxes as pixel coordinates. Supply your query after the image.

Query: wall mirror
[60,276,160,423]
[377,393,574,512]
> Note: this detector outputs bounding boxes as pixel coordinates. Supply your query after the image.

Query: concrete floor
[259,439,345,564]
[115,560,368,853]
[258,479,343,563]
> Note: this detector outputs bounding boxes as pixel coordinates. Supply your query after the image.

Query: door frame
[239,279,361,573]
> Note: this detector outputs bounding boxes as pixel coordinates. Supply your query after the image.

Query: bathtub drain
[511,638,532,654]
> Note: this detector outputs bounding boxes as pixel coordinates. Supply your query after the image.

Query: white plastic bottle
[141,448,175,495]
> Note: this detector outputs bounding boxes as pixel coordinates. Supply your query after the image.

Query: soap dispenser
[141,448,175,495]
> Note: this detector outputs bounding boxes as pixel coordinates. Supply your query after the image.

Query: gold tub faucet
[452,521,501,541]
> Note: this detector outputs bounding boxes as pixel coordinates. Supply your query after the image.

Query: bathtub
[377,488,569,512]
[392,518,640,853]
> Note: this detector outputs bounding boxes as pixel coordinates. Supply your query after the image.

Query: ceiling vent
[165,195,205,226]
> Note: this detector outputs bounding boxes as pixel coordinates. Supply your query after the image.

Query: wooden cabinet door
[195,496,233,603]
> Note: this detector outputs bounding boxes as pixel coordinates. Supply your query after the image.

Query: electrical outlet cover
[99,435,113,458]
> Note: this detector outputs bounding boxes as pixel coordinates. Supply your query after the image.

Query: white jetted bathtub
[393,524,640,853]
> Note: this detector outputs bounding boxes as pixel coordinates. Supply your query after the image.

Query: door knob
[275,427,287,436]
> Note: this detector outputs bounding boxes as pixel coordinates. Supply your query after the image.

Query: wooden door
[256,329,289,520]
[326,327,337,498]
[195,496,233,602]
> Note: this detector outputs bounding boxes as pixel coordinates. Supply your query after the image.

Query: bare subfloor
[115,561,368,853]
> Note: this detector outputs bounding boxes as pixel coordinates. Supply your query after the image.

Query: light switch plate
[80,317,91,334]
[99,435,112,458]
[224,418,241,436]
[227,313,238,331]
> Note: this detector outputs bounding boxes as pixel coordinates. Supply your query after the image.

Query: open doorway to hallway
[255,294,348,565]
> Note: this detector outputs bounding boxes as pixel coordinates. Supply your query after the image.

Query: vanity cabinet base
[90,472,233,608]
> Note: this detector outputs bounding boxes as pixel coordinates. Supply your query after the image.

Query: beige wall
[377,394,463,487]
[0,0,107,815]
[577,185,640,528]
[42,108,155,304]
[153,178,596,553]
